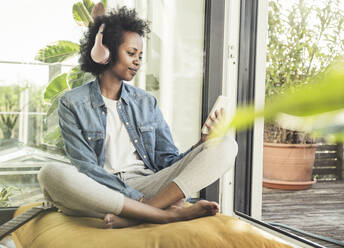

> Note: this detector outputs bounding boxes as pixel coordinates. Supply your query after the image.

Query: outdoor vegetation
[264,0,344,144]
[34,0,108,151]
[0,185,21,207]
[0,84,48,148]
[0,85,22,141]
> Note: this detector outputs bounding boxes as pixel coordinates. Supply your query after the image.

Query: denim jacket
[58,78,191,200]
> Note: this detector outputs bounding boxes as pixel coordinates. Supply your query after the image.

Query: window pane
[134,0,205,151]
[0,0,80,207]
[262,0,344,245]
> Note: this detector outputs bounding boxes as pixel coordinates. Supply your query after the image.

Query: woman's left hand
[192,108,225,150]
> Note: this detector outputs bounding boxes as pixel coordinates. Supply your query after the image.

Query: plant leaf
[44,73,69,103]
[46,94,61,117]
[43,126,61,143]
[82,0,94,14]
[265,61,344,118]
[67,66,95,89]
[43,125,65,154]
[210,60,344,141]
[73,2,94,27]
[35,41,80,63]
[101,0,107,9]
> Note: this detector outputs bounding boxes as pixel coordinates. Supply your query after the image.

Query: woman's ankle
[162,208,181,223]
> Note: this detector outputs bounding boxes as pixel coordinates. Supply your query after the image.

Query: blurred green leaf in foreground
[211,59,344,142]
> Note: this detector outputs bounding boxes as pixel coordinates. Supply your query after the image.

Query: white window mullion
[219,0,241,216]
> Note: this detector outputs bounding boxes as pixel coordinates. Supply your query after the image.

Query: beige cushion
[13,203,291,248]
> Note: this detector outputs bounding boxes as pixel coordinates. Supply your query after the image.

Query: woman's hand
[192,108,225,150]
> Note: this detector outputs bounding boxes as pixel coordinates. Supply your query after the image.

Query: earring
[90,23,110,64]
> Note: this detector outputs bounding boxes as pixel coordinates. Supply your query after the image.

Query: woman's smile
[128,67,138,76]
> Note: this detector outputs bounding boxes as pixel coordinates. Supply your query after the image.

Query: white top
[102,96,147,174]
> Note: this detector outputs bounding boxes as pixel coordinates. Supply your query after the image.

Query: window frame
[200,0,226,202]
[201,0,326,247]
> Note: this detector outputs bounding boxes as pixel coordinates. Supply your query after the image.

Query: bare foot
[104,200,219,228]
[104,213,140,228]
[169,200,219,222]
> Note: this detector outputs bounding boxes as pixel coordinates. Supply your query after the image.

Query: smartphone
[201,95,231,135]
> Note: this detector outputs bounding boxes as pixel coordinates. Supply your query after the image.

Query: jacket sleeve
[58,96,143,201]
[153,97,192,170]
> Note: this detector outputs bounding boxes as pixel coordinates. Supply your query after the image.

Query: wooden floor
[262,180,344,248]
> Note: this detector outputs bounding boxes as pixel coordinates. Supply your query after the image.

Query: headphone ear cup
[91,24,110,64]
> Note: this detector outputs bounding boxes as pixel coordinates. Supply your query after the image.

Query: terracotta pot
[263,143,317,190]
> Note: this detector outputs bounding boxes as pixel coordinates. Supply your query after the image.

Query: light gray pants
[38,135,238,218]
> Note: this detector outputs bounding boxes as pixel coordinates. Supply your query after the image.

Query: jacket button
[143,155,147,158]
[134,139,138,143]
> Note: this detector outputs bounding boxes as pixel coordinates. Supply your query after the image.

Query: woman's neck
[99,71,122,100]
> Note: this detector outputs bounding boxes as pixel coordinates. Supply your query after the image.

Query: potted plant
[262,0,344,190]
[263,121,317,190]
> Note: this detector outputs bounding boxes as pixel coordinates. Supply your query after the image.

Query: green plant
[35,1,108,150]
[0,85,25,140]
[265,0,344,143]
[0,84,48,147]
[0,185,21,207]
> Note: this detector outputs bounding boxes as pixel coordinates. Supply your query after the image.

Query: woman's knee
[38,164,56,187]
[205,135,238,169]
[38,165,79,207]
[224,135,238,155]
[206,135,238,154]
[38,164,74,188]
[221,136,238,165]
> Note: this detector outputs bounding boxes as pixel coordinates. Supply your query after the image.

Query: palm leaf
[44,73,69,103]
[73,2,93,27]
[35,41,80,63]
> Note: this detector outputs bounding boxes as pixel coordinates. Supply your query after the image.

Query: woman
[38,7,238,228]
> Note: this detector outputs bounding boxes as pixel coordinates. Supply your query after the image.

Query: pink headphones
[90,23,111,64]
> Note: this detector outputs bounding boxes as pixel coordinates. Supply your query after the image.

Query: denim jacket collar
[90,77,130,108]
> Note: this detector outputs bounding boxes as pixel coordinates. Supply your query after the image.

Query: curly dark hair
[79,7,150,76]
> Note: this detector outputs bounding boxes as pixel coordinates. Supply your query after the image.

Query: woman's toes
[104,213,115,224]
